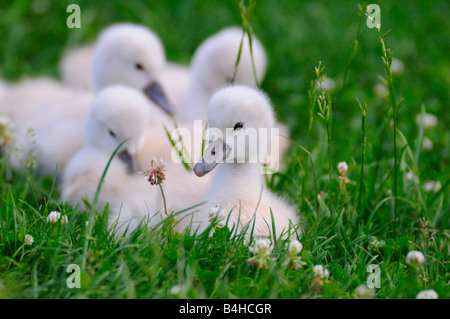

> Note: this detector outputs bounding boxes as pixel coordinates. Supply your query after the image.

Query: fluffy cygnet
[60,23,183,114]
[91,23,171,113]
[188,85,299,238]
[179,27,267,123]
[62,85,162,236]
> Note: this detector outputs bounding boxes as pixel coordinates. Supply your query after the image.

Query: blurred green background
[0,0,449,177]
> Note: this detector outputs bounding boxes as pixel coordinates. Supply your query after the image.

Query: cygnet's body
[189,86,299,238]
[62,86,161,236]
[60,44,95,91]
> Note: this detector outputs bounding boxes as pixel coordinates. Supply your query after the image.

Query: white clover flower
[247,238,274,268]
[288,240,303,255]
[24,234,34,246]
[415,113,438,129]
[46,211,68,225]
[405,172,417,182]
[139,157,166,186]
[313,264,330,279]
[423,181,441,193]
[338,162,351,189]
[337,162,348,176]
[390,58,404,75]
[354,284,375,299]
[406,250,425,268]
[422,137,433,151]
[170,284,182,295]
[285,240,306,270]
[416,289,438,299]
[368,236,381,250]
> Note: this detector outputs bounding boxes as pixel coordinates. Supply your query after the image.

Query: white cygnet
[188,85,300,238]
[60,23,184,114]
[91,23,172,113]
[179,27,267,123]
[62,85,162,236]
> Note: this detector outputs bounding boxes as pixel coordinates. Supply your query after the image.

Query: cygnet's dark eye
[211,147,216,156]
[108,129,116,138]
[233,122,244,130]
[135,63,144,71]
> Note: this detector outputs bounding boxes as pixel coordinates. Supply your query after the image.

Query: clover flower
[354,284,375,299]
[288,240,303,255]
[170,284,182,295]
[416,289,438,299]
[368,236,383,250]
[247,238,274,268]
[405,171,419,184]
[47,211,68,225]
[415,113,438,129]
[337,162,348,176]
[406,250,425,268]
[337,162,350,189]
[422,137,433,151]
[423,181,441,193]
[24,234,34,246]
[140,157,166,186]
[140,157,169,216]
[284,240,306,270]
[313,264,330,279]
[311,265,330,293]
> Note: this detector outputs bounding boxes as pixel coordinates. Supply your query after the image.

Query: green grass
[0,0,449,299]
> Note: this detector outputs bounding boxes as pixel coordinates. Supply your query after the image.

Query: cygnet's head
[194,85,275,177]
[191,27,267,93]
[92,23,173,115]
[86,85,152,173]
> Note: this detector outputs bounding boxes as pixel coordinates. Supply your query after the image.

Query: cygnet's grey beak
[194,139,229,177]
[143,81,174,116]
[117,149,137,174]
